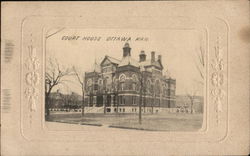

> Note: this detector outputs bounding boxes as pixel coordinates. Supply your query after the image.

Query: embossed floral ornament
[26,46,40,70]
[211,38,224,72]
[211,37,225,124]
[26,71,40,86]
[25,87,38,111]
[211,72,224,87]
[25,41,40,112]
[211,88,225,112]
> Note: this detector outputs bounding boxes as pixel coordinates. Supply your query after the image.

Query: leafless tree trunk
[113,78,119,114]
[139,77,143,124]
[195,45,205,84]
[152,81,156,114]
[186,89,197,114]
[116,92,119,114]
[45,58,72,118]
[143,86,146,113]
[138,70,145,124]
[81,88,85,117]
[104,92,107,114]
[103,77,108,114]
[45,28,66,118]
[152,94,155,114]
[72,66,85,118]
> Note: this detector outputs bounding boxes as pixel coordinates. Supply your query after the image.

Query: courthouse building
[84,43,176,113]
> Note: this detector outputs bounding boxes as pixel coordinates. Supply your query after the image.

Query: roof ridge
[106,55,121,61]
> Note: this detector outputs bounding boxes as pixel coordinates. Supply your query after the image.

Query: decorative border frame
[20,16,229,142]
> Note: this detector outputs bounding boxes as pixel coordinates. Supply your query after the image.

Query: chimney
[151,51,155,62]
[158,55,162,62]
[139,50,146,62]
[123,42,131,57]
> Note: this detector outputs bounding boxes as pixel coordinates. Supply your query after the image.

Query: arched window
[146,79,151,93]
[119,74,126,82]
[155,79,161,95]
[165,83,169,89]
[112,77,118,91]
[121,83,125,91]
[113,77,117,83]
[87,79,92,86]
[98,79,103,85]
[132,83,136,91]
[87,79,93,92]
[132,74,138,82]
[162,83,167,96]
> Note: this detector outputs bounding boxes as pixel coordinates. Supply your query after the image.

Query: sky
[46,28,205,96]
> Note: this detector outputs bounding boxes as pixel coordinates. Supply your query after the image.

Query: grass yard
[47,112,203,131]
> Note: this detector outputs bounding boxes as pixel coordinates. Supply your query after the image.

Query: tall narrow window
[132,83,136,91]
[119,96,122,105]
[121,83,124,91]
[132,96,136,105]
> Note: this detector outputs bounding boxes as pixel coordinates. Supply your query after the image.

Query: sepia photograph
[45,28,205,131]
[1,1,249,155]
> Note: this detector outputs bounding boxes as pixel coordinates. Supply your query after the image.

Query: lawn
[47,112,203,131]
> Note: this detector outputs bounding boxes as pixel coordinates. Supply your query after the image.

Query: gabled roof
[100,55,121,66]
[118,56,139,67]
[153,60,164,69]
[106,56,121,65]
[139,59,163,69]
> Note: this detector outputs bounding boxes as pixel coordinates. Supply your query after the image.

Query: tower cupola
[139,50,146,62]
[123,43,131,57]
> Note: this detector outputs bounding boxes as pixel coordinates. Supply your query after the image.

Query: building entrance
[96,95,103,107]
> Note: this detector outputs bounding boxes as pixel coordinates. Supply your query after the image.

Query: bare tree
[195,45,205,84]
[45,57,72,117]
[112,78,120,114]
[138,73,143,124]
[189,42,205,113]
[72,66,85,118]
[138,67,146,124]
[152,94,156,114]
[186,88,197,114]
[103,77,107,114]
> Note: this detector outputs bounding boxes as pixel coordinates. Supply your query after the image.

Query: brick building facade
[84,43,176,113]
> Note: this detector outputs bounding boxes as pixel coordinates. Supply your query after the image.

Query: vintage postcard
[1,1,249,155]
